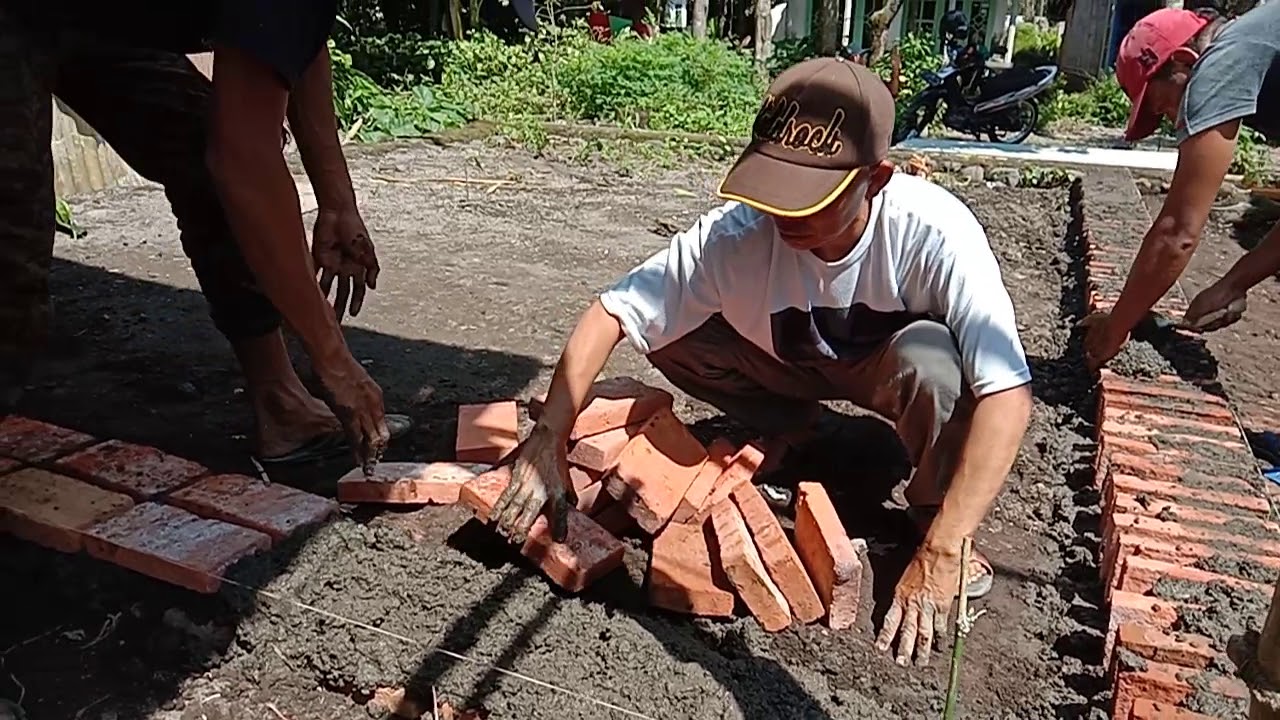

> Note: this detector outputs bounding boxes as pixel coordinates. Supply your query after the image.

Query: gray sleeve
[1178,13,1278,143]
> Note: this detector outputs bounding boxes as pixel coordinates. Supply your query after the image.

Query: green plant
[329,40,472,142]
[1232,126,1273,186]
[55,197,83,239]
[767,37,817,77]
[341,32,450,88]
[1038,73,1130,130]
[1010,21,1059,66]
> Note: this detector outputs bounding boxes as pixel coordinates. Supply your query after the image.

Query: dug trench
[0,142,1108,719]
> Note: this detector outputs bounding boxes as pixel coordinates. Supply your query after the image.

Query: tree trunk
[691,0,709,38]
[866,0,902,65]
[812,0,842,55]
[754,0,773,65]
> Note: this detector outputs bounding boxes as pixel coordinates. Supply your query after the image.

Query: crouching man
[491,57,1033,667]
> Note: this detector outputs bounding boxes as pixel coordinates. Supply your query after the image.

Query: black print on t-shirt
[769,303,929,363]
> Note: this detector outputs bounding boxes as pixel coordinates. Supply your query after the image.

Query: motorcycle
[891,13,1059,145]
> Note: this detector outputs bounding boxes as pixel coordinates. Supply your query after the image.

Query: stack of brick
[1082,170,1274,719]
[446,376,865,631]
[0,416,338,593]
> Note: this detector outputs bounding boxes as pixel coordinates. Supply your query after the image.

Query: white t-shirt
[598,172,1031,398]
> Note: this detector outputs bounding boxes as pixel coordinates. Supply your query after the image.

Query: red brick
[1110,492,1271,531]
[0,416,96,463]
[1102,391,1235,423]
[671,438,735,525]
[567,425,638,473]
[1102,422,1250,457]
[1129,699,1216,720]
[710,500,790,632]
[460,466,625,592]
[691,443,766,524]
[1105,590,1184,668]
[83,502,271,593]
[1116,624,1216,670]
[168,474,338,542]
[1104,530,1280,590]
[0,468,134,552]
[1105,513,1280,561]
[1116,554,1271,596]
[648,518,735,617]
[1113,659,1248,720]
[1099,370,1229,406]
[336,462,476,505]
[1103,409,1238,438]
[1108,472,1270,515]
[730,484,824,623]
[455,401,519,464]
[591,502,635,536]
[604,410,708,534]
[570,467,611,515]
[529,377,673,441]
[53,440,208,499]
[1102,437,1161,457]
[1107,454,1256,491]
[793,482,862,629]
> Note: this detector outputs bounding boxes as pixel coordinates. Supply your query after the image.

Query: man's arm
[535,300,626,443]
[922,384,1032,553]
[1216,220,1280,295]
[286,47,357,212]
[206,45,347,364]
[1106,120,1240,336]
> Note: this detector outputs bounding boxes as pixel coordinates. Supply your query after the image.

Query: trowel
[1142,296,1247,336]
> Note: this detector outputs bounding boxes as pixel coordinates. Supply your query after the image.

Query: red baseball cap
[1115,8,1210,141]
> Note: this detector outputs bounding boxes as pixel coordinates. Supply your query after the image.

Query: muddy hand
[491,424,573,543]
[1078,310,1128,372]
[312,207,380,322]
[875,544,959,667]
[1183,282,1246,333]
[313,351,389,475]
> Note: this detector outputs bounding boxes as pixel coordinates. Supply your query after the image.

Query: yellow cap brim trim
[715,166,866,219]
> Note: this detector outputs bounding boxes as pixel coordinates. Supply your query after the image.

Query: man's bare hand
[875,543,960,667]
[312,350,389,475]
[1184,281,1246,332]
[491,423,574,543]
[312,207,379,321]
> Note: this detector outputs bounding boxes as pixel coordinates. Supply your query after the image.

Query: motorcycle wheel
[892,97,939,145]
[986,99,1037,144]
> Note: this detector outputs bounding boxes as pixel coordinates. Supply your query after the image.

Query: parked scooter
[891,10,1059,145]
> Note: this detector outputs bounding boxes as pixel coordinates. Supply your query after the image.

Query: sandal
[254,413,413,467]
[905,506,995,599]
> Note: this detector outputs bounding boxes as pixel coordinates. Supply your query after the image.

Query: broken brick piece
[711,499,790,632]
[53,439,209,499]
[691,443,766,524]
[570,467,612,515]
[455,401,519,464]
[168,474,338,542]
[670,437,736,524]
[0,468,134,552]
[460,466,625,593]
[1105,590,1187,670]
[83,502,271,593]
[567,425,637,472]
[731,484,823,623]
[336,462,477,505]
[604,410,708,534]
[793,481,862,629]
[528,376,673,441]
[648,518,735,617]
[0,416,96,463]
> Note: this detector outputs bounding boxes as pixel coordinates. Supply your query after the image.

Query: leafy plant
[1232,126,1272,186]
[329,40,472,142]
[1010,21,1059,66]
[55,197,83,239]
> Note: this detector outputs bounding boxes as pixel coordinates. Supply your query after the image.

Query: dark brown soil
[0,141,1110,719]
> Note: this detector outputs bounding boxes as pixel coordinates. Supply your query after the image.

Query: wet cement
[1195,555,1280,584]
[1109,340,1175,379]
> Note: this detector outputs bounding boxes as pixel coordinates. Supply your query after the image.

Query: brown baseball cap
[717,56,896,217]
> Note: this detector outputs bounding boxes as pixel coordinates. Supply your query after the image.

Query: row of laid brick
[1079,180,1272,719]
[0,415,338,593]
[355,376,866,632]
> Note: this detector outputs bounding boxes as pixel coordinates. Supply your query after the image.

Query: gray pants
[647,314,973,506]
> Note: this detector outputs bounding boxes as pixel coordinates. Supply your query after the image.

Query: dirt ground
[0,140,1112,719]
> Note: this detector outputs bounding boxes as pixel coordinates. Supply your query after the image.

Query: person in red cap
[1082,2,1280,367]
[488,57,1034,667]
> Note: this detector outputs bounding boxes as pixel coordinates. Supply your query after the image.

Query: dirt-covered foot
[251,385,343,459]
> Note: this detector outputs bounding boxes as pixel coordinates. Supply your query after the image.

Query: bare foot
[251,384,342,459]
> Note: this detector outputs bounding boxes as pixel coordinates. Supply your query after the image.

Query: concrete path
[897,137,1178,172]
